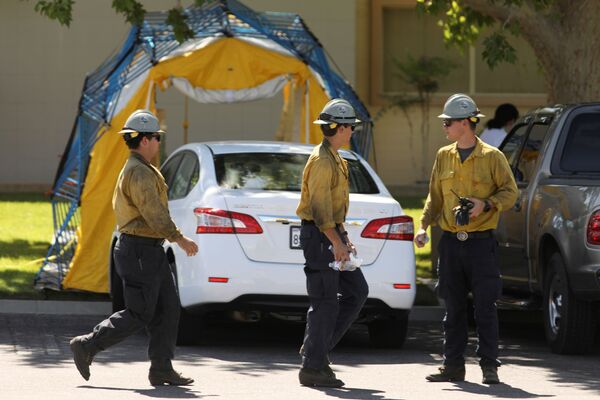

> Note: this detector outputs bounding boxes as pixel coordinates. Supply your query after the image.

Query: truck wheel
[368,311,409,348]
[543,253,596,354]
[110,245,125,313]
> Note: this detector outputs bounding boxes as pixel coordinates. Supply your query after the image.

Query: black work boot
[425,365,466,382]
[148,369,194,386]
[323,364,337,379]
[299,344,331,364]
[299,367,344,388]
[299,344,334,377]
[482,365,500,384]
[69,334,97,381]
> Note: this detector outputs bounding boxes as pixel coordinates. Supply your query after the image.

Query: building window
[370,0,546,104]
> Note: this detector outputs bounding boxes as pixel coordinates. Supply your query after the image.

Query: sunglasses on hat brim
[122,131,162,142]
[442,117,479,128]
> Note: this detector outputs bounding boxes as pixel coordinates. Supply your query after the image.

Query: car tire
[177,308,204,346]
[168,256,205,346]
[367,310,409,348]
[543,253,596,354]
[110,245,125,313]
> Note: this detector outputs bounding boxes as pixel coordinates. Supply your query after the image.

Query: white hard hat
[313,99,361,126]
[438,93,485,119]
[118,109,165,138]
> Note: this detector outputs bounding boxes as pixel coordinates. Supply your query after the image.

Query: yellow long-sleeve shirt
[420,137,518,232]
[112,152,183,242]
[296,140,349,231]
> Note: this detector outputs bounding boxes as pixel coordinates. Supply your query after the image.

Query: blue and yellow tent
[36,0,373,293]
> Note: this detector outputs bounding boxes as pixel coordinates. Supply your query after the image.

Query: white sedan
[109,141,416,347]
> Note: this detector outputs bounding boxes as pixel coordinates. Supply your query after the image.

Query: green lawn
[397,196,433,280]
[0,193,53,298]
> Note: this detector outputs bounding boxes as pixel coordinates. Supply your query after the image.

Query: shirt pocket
[439,170,455,196]
[472,170,494,198]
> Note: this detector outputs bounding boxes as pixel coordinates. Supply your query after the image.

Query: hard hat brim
[313,118,362,125]
[118,128,166,135]
[437,112,485,119]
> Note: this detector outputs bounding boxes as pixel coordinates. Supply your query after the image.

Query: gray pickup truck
[496,103,600,354]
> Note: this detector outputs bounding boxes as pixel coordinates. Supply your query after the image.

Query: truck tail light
[194,208,263,234]
[361,215,414,241]
[587,210,600,245]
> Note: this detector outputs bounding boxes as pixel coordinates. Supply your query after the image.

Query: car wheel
[543,253,596,354]
[367,310,409,348]
[177,308,204,346]
[168,256,205,346]
[110,244,124,313]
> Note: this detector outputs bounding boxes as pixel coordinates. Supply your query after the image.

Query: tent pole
[305,80,309,144]
[183,95,189,144]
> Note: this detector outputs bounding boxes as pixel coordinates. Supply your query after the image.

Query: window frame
[551,106,600,176]
[167,150,200,200]
[369,0,547,107]
[160,152,184,188]
[513,122,551,184]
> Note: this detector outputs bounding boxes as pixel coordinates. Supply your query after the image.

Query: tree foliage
[33,0,74,26]
[30,0,214,42]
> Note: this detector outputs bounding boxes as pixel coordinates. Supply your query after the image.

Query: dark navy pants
[299,223,369,370]
[86,234,180,367]
[437,233,502,367]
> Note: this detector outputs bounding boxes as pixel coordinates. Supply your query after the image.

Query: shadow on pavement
[443,381,554,398]
[78,384,209,398]
[308,386,402,400]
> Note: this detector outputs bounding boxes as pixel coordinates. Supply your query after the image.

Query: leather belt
[443,230,494,242]
[119,233,165,246]
[301,220,343,229]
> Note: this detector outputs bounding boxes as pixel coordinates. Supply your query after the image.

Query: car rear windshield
[560,113,600,173]
[213,153,379,194]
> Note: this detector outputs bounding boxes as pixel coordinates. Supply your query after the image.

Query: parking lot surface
[1,311,598,399]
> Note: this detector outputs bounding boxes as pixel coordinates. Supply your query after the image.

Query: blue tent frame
[35,0,373,291]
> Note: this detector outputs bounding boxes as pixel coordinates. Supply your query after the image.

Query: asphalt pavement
[0,310,599,400]
[0,300,445,320]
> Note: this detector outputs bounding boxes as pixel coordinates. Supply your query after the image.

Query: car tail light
[194,208,263,234]
[393,283,411,289]
[208,277,229,283]
[361,215,414,240]
[587,210,600,244]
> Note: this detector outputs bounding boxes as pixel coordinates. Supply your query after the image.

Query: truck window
[560,113,600,173]
[501,124,528,180]
[514,123,551,183]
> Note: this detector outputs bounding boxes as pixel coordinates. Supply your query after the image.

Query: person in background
[479,103,519,148]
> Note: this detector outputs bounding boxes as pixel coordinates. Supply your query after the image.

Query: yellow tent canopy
[36,1,372,293]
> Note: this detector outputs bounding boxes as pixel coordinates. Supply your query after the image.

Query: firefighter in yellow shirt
[69,110,198,386]
[415,94,518,385]
[296,99,369,388]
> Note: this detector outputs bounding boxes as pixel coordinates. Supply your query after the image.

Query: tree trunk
[463,0,600,103]
[420,95,430,182]
[521,0,600,103]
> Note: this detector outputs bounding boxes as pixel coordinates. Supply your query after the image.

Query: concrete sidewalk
[0,299,112,315]
[0,299,445,320]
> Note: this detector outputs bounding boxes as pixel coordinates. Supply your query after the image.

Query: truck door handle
[513,199,522,212]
